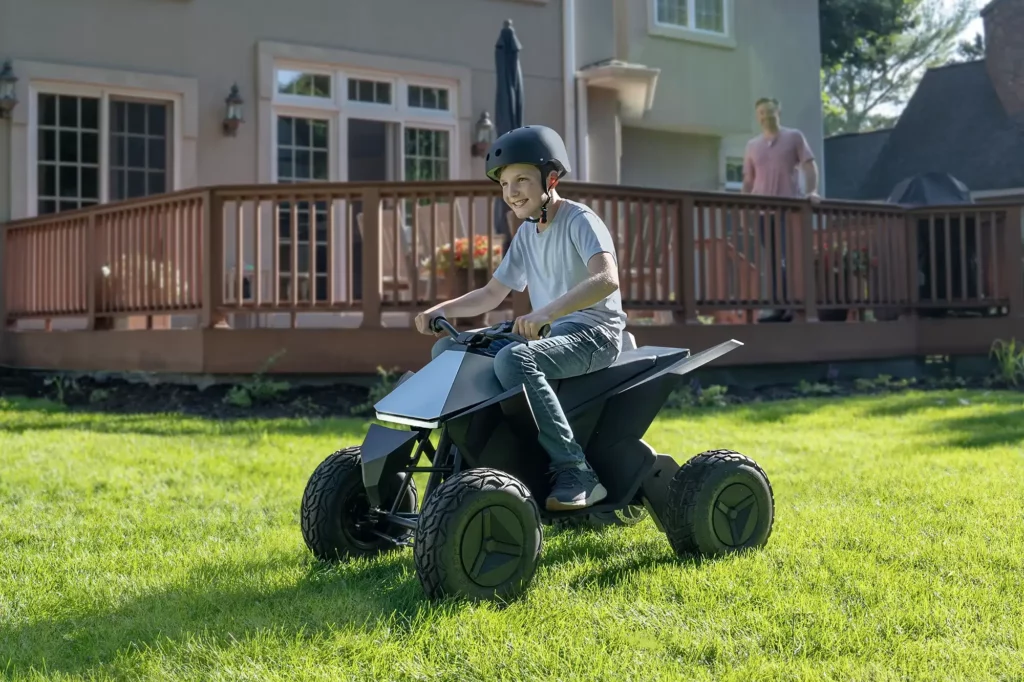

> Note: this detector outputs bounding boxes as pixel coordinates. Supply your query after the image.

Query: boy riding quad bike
[300,126,775,602]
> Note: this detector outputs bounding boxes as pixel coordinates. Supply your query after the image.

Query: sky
[947,0,986,39]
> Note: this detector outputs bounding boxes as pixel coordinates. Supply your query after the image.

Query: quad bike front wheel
[301,446,418,562]
[414,468,543,602]
[663,449,774,558]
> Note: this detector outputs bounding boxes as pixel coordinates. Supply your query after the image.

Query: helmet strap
[525,175,559,225]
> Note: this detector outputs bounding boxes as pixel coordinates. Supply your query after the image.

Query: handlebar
[430,317,460,340]
[430,317,551,342]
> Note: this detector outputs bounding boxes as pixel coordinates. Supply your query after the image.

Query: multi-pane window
[655,0,726,34]
[270,65,458,302]
[408,85,449,111]
[348,78,392,105]
[110,100,170,200]
[725,156,744,190]
[276,115,330,302]
[36,92,172,215]
[276,70,331,99]
[404,128,450,182]
[37,94,100,214]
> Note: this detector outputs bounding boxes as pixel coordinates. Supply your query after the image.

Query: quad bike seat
[554,345,689,413]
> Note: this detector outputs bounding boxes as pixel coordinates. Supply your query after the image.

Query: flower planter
[439,268,491,328]
[423,235,504,329]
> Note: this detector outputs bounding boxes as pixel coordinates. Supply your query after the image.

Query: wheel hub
[712,483,759,546]
[459,505,525,588]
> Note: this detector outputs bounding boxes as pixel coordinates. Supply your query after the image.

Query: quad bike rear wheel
[663,449,774,558]
[414,468,542,602]
[301,446,418,562]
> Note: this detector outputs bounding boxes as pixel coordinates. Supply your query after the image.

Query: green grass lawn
[2,390,1023,681]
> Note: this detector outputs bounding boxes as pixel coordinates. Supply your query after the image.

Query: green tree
[953,32,985,62]
[819,0,917,71]
[821,0,976,135]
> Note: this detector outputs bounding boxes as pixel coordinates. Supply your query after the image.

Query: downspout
[562,0,579,178]
[576,77,589,182]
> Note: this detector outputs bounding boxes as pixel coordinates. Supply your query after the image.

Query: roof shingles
[841,61,1024,199]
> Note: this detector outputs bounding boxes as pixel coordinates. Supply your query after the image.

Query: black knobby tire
[301,446,417,562]
[553,504,648,531]
[414,468,542,602]
[663,449,775,558]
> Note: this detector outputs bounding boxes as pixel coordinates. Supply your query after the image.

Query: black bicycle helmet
[485,125,571,183]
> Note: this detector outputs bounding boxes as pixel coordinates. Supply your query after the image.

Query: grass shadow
[1,522,725,677]
[541,524,730,591]
[932,407,1024,449]
[0,397,368,439]
[662,398,838,426]
[0,553,425,677]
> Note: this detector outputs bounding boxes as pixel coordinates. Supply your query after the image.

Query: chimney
[983,0,1024,117]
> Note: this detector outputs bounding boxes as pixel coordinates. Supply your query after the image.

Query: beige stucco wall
[575,0,616,68]
[0,0,566,218]
[620,128,720,191]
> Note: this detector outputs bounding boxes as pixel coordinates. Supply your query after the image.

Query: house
[592,0,825,194]
[0,0,825,220]
[824,0,1024,202]
[0,0,825,331]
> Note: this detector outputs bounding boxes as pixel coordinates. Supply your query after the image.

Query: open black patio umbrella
[886,171,973,207]
[493,19,524,243]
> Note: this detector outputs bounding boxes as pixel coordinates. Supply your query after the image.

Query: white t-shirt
[493,198,626,339]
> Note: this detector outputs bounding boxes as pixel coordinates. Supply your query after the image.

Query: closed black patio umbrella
[493,19,524,244]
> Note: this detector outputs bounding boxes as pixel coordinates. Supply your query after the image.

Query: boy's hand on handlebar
[415,310,445,336]
[512,311,551,340]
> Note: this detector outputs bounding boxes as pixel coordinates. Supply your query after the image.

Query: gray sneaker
[545,465,608,511]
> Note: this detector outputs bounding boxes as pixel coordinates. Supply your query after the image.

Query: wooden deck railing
[3,181,1023,330]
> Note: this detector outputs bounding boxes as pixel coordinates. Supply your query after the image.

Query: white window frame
[269,60,460,184]
[648,0,736,48]
[5,60,198,221]
[273,66,336,108]
[266,59,460,305]
[724,155,744,192]
[26,81,183,217]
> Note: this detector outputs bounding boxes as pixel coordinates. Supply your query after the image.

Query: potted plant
[421,235,503,326]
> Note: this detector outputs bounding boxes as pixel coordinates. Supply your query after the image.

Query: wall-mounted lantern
[471,110,495,157]
[0,61,18,119]
[223,83,244,136]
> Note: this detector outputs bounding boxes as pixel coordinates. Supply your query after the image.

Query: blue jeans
[431,321,621,469]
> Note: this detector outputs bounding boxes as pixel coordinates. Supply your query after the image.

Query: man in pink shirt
[742,97,820,322]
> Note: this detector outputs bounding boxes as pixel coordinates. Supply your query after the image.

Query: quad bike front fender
[360,424,419,508]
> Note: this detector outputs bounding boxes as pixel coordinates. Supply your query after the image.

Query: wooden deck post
[678,195,698,323]
[201,190,226,328]
[800,204,818,322]
[360,188,383,329]
[1005,205,1024,318]
[905,213,920,318]
[0,219,7,334]
[86,214,97,330]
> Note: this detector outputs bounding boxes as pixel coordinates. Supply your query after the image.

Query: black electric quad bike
[300,318,774,602]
